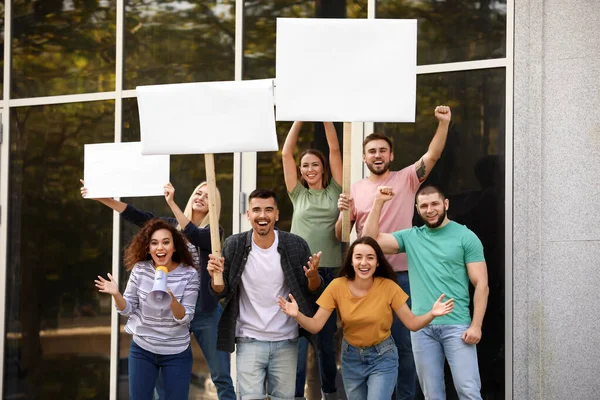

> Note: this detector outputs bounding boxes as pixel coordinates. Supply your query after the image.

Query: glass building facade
[0,0,511,398]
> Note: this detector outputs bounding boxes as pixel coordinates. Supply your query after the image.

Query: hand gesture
[431,294,454,317]
[164,182,175,205]
[277,293,299,318]
[95,273,120,296]
[337,193,353,212]
[80,179,88,198]
[375,186,395,203]
[303,251,321,280]
[434,105,451,122]
[462,325,482,345]
[207,254,224,279]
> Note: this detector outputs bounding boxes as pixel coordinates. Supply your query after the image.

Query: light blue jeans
[155,303,235,400]
[411,325,482,400]
[236,337,299,400]
[340,335,398,400]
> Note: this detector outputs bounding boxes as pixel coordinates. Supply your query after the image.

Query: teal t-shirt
[289,180,342,268]
[392,221,485,325]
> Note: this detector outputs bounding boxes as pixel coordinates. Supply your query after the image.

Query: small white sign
[137,79,278,155]
[83,142,169,198]
[276,18,417,122]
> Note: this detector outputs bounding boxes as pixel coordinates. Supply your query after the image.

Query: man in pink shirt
[335,105,451,400]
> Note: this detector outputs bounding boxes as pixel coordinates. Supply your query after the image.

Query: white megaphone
[147,266,171,309]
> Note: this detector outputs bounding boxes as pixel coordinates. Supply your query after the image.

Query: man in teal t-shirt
[363,184,489,400]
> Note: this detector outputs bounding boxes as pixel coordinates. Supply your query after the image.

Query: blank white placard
[276,18,417,122]
[137,79,278,155]
[84,142,170,198]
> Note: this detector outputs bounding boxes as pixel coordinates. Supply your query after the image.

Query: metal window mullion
[0,0,13,396]
[110,1,125,399]
[232,0,245,235]
[504,1,515,399]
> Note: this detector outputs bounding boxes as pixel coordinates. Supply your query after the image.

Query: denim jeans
[155,303,235,400]
[411,325,482,400]
[295,267,339,399]
[340,335,398,400]
[390,271,417,400]
[236,337,299,400]
[129,339,192,400]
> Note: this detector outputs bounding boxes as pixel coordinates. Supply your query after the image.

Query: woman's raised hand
[431,294,454,317]
[95,273,119,296]
[164,182,175,205]
[277,293,299,318]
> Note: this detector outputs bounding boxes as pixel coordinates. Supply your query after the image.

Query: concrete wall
[513,1,600,398]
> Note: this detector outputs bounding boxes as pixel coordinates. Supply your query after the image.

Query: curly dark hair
[338,236,398,282]
[123,219,194,271]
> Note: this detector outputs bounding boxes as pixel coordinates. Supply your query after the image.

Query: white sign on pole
[137,79,278,155]
[276,18,417,122]
[83,142,170,198]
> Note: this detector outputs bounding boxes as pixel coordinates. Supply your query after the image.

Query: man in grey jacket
[208,188,323,400]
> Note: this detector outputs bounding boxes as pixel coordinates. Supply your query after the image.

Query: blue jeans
[391,271,417,400]
[236,337,299,400]
[340,336,398,400]
[155,303,235,400]
[129,339,192,400]
[411,325,482,400]
[295,268,338,398]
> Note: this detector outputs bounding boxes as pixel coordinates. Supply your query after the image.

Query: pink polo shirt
[350,166,420,272]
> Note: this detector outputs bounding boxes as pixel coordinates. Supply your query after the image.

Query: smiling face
[416,192,449,228]
[363,139,394,176]
[247,196,279,237]
[352,243,379,281]
[300,153,325,189]
[191,184,209,215]
[148,228,176,269]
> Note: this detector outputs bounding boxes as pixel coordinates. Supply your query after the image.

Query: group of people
[83,104,490,400]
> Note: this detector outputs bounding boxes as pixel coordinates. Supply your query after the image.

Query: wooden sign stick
[205,153,224,287]
[341,122,352,242]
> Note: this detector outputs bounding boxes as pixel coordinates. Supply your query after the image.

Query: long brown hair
[338,236,398,282]
[123,219,194,271]
[298,149,331,189]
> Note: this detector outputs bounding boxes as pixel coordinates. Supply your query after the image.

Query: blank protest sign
[276,18,417,122]
[137,79,278,155]
[84,142,169,198]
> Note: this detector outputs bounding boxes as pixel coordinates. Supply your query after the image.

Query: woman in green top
[282,121,343,399]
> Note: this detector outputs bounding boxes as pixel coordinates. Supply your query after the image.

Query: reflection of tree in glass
[377,0,506,64]
[12,0,116,98]
[124,0,235,88]
[7,102,115,398]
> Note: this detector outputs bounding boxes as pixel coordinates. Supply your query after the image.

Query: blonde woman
[80,180,235,400]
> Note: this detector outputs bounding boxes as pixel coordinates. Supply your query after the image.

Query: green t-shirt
[392,221,485,325]
[289,180,342,268]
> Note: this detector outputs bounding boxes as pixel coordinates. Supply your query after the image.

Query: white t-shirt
[236,231,299,341]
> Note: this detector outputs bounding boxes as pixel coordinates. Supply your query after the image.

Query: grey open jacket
[210,229,324,353]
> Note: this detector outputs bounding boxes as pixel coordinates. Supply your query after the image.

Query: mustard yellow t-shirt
[316,277,409,347]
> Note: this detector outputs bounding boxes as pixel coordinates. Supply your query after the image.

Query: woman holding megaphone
[80,180,235,399]
[95,218,199,399]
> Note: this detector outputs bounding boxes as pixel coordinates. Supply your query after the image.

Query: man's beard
[366,160,391,176]
[420,208,446,228]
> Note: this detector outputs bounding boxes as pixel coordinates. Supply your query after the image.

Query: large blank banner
[276,18,417,122]
[137,79,278,155]
[84,142,170,198]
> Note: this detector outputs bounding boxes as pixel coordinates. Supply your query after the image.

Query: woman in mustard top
[278,236,454,400]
